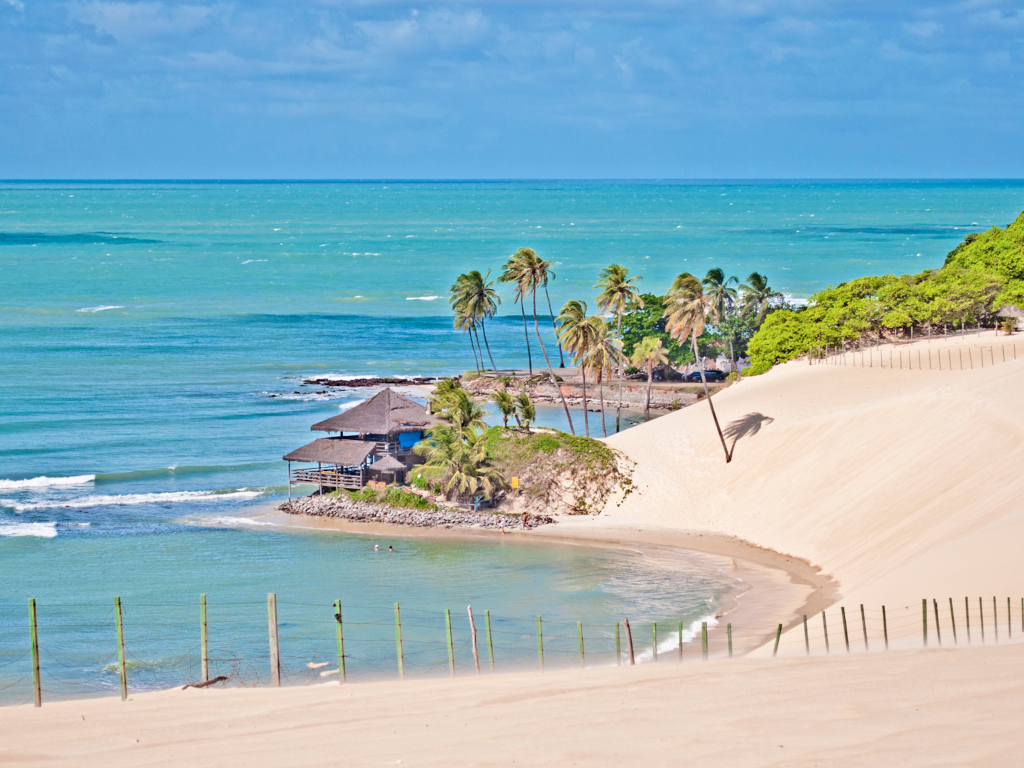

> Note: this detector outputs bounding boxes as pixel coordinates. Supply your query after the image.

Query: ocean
[1,179,1022,701]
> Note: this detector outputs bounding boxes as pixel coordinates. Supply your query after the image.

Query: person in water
[374,544,379,551]
[388,545,394,552]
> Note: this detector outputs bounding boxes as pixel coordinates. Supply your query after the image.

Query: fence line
[5,594,1023,707]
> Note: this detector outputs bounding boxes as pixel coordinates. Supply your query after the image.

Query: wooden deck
[290,467,365,490]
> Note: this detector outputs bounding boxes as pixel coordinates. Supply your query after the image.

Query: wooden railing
[290,467,364,490]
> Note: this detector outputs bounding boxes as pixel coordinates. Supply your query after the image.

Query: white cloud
[4,0,25,12]
[904,20,942,37]
[68,2,223,41]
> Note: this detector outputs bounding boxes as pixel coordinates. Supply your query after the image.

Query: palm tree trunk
[473,325,487,374]
[644,362,652,422]
[693,333,730,462]
[581,366,590,437]
[518,297,533,376]
[468,327,482,373]
[544,285,565,368]
[480,319,498,371]
[532,292,575,435]
[615,314,624,434]
[598,379,607,438]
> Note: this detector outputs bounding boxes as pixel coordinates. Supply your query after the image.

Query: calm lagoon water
[1,180,1022,701]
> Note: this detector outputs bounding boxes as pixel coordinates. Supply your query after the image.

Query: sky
[1,0,1023,179]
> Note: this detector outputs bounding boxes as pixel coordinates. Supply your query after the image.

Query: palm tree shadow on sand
[723,412,774,462]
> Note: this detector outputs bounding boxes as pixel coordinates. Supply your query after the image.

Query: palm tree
[441,389,487,437]
[557,300,596,437]
[414,425,508,501]
[493,388,518,428]
[595,265,643,434]
[702,267,739,324]
[499,251,534,376]
[429,377,463,414]
[515,392,536,432]
[664,272,730,462]
[583,316,621,437]
[518,249,575,435]
[452,306,482,373]
[451,270,501,370]
[630,337,669,422]
[740,272,782,326]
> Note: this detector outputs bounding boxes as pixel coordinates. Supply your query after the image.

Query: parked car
[683,369,727,382]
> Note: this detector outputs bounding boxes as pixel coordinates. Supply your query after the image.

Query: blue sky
[1,0,1022,178]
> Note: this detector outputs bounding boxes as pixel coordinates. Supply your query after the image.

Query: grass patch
[343,486,437,511]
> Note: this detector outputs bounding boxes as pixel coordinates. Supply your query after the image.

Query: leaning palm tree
[451,270,501,370]
[515,392,536,433]
[518,249,575,434]
[582,316,621,438]
[557,300,597,437]
[740,272,783,326]
[493,388,518,428]
[452,307,482,373]
[630,337,669,422]
[664,273,730,462]
[702,267,739,325]
[595,265,643,434]
[414,425,508,501]
[499,250,534,376]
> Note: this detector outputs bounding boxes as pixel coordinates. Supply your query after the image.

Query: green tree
[557,299,597,437]
[664,272,731,462]
[583,315,622,437]
[740,272,783,326]
[702,268,739,324]
[492,388,518,428]
[450,270,501,370]
[630,336,669,422]
[515,392,536,432]
[499,250,534,376]
[414,425,508,502]
[595,264,643,434]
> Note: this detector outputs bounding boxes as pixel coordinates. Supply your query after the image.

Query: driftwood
[181,675,228,690]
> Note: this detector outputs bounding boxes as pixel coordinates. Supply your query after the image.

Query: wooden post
[979,597,985,643]
[933,599,942,646]
[199,593,209,682]
[577,622,585,668]
[993,596,998,642]
[485,610,494,672]
[882,606,888,649]
[445,609,455,677]
[678,620,683,663]
[822,611,830,654]
[468,606,480,675]
[922,599,928,647]
[394,603,405,680]
[773,624,782,657]
[803,614,809,655]
[841,607,850,652]
[287,461,291,501]
[114,596,127,701]
[959,348,963,369]
[318,462,323,496]
[966,597,971,643]
[1008,597,1012,638]
[615,621,621,666]
[29,599,40,708]
[727,623,733,658]
[333,600,346,683]
[949,598,957,646]
[624,619,635,665]
[652,623,657,663]
[267,593,280,687]
[860,604,868,651]
[700,622,708,660]
[536,616,544,670]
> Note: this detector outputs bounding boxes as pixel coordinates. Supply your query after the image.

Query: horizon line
[2,177,1024,184]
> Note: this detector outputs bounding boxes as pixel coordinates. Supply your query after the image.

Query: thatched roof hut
[368,454,406,473]
[996,305,1024,319]
[283,439,376,467]
[311,388,442,436]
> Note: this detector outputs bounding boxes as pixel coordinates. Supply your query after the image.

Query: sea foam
[0,522,58,538]
[75,305,125,313]
[6,489,263,512]
[0,474,96,490]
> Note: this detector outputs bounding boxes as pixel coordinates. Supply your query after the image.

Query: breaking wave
[5,489,264,512]
[0,474,96,490]
[0,522,58,538]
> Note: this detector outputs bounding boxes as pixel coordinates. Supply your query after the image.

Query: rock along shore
[279,494,555,530]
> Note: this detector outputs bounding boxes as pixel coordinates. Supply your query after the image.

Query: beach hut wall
[310,388,443,436]
[282,439,377,467]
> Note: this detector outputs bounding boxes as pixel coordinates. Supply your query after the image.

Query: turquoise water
[2,180,1023,701]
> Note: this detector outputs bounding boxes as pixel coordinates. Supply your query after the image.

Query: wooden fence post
[624,619,635,665]
[841,607,850,652]
[394,603,405,680]
[333,600,346,683]
[822,611,830,654]
[445,609,455,677]
[882,606,888,649]
[115,596,127,700]
[922,599,928,647]
[979,597,985,643]
[773,624,782,657]
[267,593,280,687]
[860,604,868,651]
[727,623,733,658]
[652,623,657,663]
[993,597,998,642]
[536,616,544,670]
[485,610,494,672]
[678,620,683,663]
[933,599,942,646]
[578,622,585,668]
[1008,597,1011,639]
[29,599,40,708]
[948,598,957,646]
[966,597,971,643]
[615,621,621,666]
[701,622,708,661]
[200,594,209,683]
[803,614,809,655]
[468,606,480,675]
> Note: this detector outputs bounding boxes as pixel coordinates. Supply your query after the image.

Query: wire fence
[807,327,1021,371]
[3,593,1022,708]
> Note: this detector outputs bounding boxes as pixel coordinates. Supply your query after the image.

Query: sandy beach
[5,329,1023,764]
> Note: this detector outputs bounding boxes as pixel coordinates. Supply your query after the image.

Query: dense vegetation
[343,486,437,510]
[746,211,1024,375]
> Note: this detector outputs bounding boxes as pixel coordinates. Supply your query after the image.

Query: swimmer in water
[374,544,379,551]
[388,545,394,552]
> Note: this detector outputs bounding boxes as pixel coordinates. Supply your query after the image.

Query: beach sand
[5,330,1023,764]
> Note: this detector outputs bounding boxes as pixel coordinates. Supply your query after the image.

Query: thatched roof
[368,454,406,472]
[311,388,443,435]
[283,439,376,466]
[996,305,1024,319]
